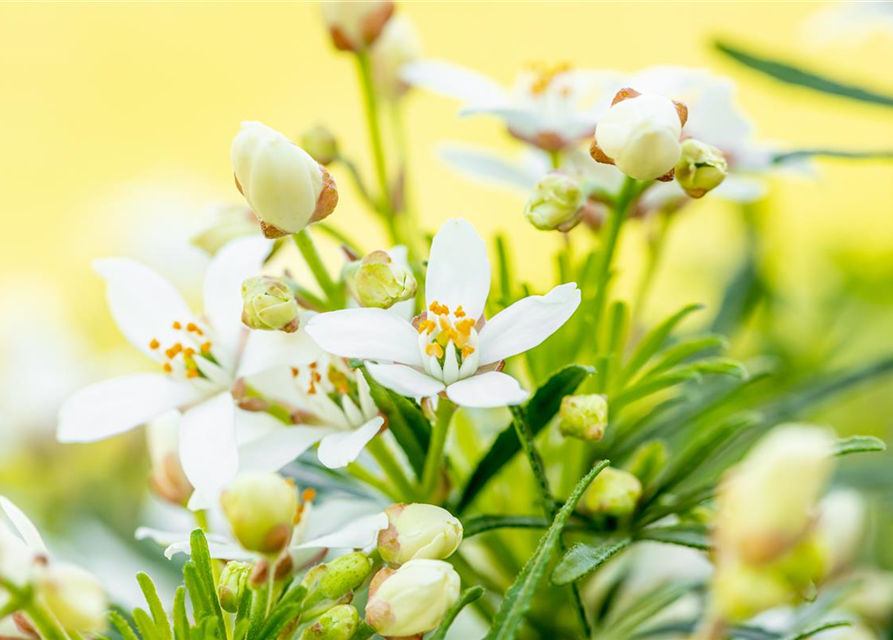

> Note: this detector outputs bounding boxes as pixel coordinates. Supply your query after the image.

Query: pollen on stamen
[162,363,173,373]
[417,320,436,334]
[186,322,204,336]
[200,341,212,355]
[172,321,182,330]
[454,305,466,318]
[186,369,199,379]
[291,366,299,378]
[165,343,183,359]
[149,338,160,350]
[462,346,476,358]
[183,347,195,358]
[426,343,444,358]
[302,488,316,502]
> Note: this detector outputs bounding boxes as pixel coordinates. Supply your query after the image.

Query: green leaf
[133,608,159,640]
[137,573,173,640]
[834,435,886,456]
[351,622,377,640]
[256,604,301,640]
[636,524,711,551]
[183,563,210,620]
[172,587,189,640]
[495,234,514,307]
[639,335,728,380]
[601,581,698,637]
[620,304,704,385]
[715,40,893,108]
[462,515,552,537]
[109,612,141,640]
[773,149,893,164]
[359,367,430,477]
[483,460,610,640]
[457,364,594,512]
[552,537,632,585]
[782,621,851,640]
[430,586,485,640]
[188,530,227,640]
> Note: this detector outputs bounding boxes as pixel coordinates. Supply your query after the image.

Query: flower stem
[346,462,401,501]
[366,436,416,502]
[420,399,456,501]
[22,600,71,640]
[293,228,343,308]
[631,209,672,326]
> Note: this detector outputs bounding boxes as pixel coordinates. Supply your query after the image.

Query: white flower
[0,497,48,588]
[57,237,323,509]
[306,219,581,408]
[372,15,422,99]
[402,60,621,150]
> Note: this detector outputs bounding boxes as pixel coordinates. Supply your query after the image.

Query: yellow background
[0,1,892,349]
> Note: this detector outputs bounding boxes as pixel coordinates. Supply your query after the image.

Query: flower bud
[712,558,792,622]
[217,561,250,613]
[301,552,374,619]
[299,604,359,640]
[372,15,422,100]
[558,394,608,442]
[220,473,297,555]
[365,560,460,638]
[581,467,642,516]
[675,139,728,198]
[377,503,463,566]
[345,250,417,310]
[241,276,301,333]
[37,563,108,633]
[842,569,893,624]
[300,125,339,166]
[231,121,338,238]
[191,206,259,255]
[715,425,834,564]
[625,440,668,488]
[321,1,394,52]
[523,173,586,232]
[146,412,193,507]
[591,88,687,181]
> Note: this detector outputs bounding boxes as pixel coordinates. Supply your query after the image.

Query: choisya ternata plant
[2,3,888,640]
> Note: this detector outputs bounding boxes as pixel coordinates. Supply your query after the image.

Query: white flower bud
[146,411,193,507]
[377,503,463,566]
[523,173,586,232]
[241,276,301,333]
[346,250,417,309]
[366,560,460,638]
[191,205,259,255]
[581,467,642,516]
[37,563,107,633]
[842,568,893,624]
[372,15,422,100]
[231,122,338,238]
[558,394,607,441]
[816,489,867,577]
[321,0,394,52]
[220,473,297,555]
[675,138,728,198]
[592,88,687,181]
[716,424,835,564]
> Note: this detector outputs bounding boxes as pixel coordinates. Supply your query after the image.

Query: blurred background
[0,0,892,610]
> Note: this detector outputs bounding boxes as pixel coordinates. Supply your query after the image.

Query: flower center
[417,301,480,385]
[528,61,572,96]
[149,320,215,380]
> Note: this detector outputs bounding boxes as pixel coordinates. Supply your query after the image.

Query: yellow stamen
[454,305,466,318]
[462,346,476,358]
[200,341,212,355]
[426,343,444,358]
[291,366,299,378]
[162,362,173,373]
[183,347,195,358]
[149,338,160,350]
[302,488,316,502]
[417,319,436,334]
[165,343,183,359]
[172,321,182,330]
[186,322,203,336]
[186,369,199,379]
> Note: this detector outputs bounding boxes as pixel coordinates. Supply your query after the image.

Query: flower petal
[478,283,581,365]
[439,145,544,192]
[94,258,195,358]
[203,236,271,354]
[446,371,529,408]
[0,497,48,555]
[57,374,203,443]
[238,425,332,473]
[180,393,238,510]
[400,59,508,107]
[317,417,384,469]
[426,218,491,320]
[306,309,422,367]
[366,363,445,398]
[136,528,254,561]
[237,321,323,378]
[296,511,389,551]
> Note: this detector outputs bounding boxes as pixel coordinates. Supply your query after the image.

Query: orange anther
[183,347,195,358]
[454,305,466,318]
[426,343,444,358]
[291,366,299,378]
[309,362,318,369]
[165,343,183,359]
[462,346,476,358]
[200,341,212,355]
[186,369,199,379]
[302,488,317,502]
[162,362,173,373]
[172,321,182,330]
[149,338,160,350]
[186,322,203,336]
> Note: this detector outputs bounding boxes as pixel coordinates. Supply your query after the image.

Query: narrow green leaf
[360,368,430,477]
[136,573,173,640]
[834,435,886,457]
[457,364,594,512]
[350,622,377,640]
[715,40,893,108]
[636,524,711,551]
[172,587,189,640]
[639,335,728,381]
[256,604,301,640]
[495,234,513,307]
[188,530,227,640]
[133,608,159,640]
[773,149,893,164]
[462,515,551,537]
[483,460,610,640]
[783,621,851,640]
[430,586,485,640]
[183,563,210,620]
[109,612,141,640]
[602,581,698,637]
[552,537,632,585]
[620,304,703,385]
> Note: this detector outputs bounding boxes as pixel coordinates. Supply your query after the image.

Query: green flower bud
[220,473,297,555]
[625,440,668,488]
[298,604,359,640]
[523,173,585,232]
[38,563,108,634]
[241,276,301,333]
[558,394,608,442]
[366,560,460,638]
[300,125,339,166]
[301,552,374,619]
[217,561,250,613]
[581,467,642,516]
[377,503,463,566]
[675,138,728,199]
[346,250,417,309]
[191,205,259,255]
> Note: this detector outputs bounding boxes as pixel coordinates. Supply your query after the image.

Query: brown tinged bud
[377,503,463,566]
[675,138,728,198]
[321,1,395,53]
[558,394,608,442]
[241,276,301,333]
[220,473,298,555]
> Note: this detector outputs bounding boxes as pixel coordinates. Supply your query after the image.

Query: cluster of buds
[344,250,417,309]
[711,425,835,621]
[231,121,339,238]
[523,173,586,232]
[241,276,301,333]
[365,503,463,637]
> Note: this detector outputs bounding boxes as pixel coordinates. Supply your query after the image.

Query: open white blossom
[57,237,322,509]
[306,219,580,407]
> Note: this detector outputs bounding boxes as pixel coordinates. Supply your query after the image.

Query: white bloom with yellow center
[306,219,581,407]
[57,237,323,509]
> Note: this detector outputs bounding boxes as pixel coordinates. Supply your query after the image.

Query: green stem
[22,600,71,640]
[548,149,562,169]
[421,399,456,501]
[366,436,416,501]
[293,228,343,308]
[194,509,209,532]
[631,209,672,326]
[346,462,400,500]
[388,100,426,262]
